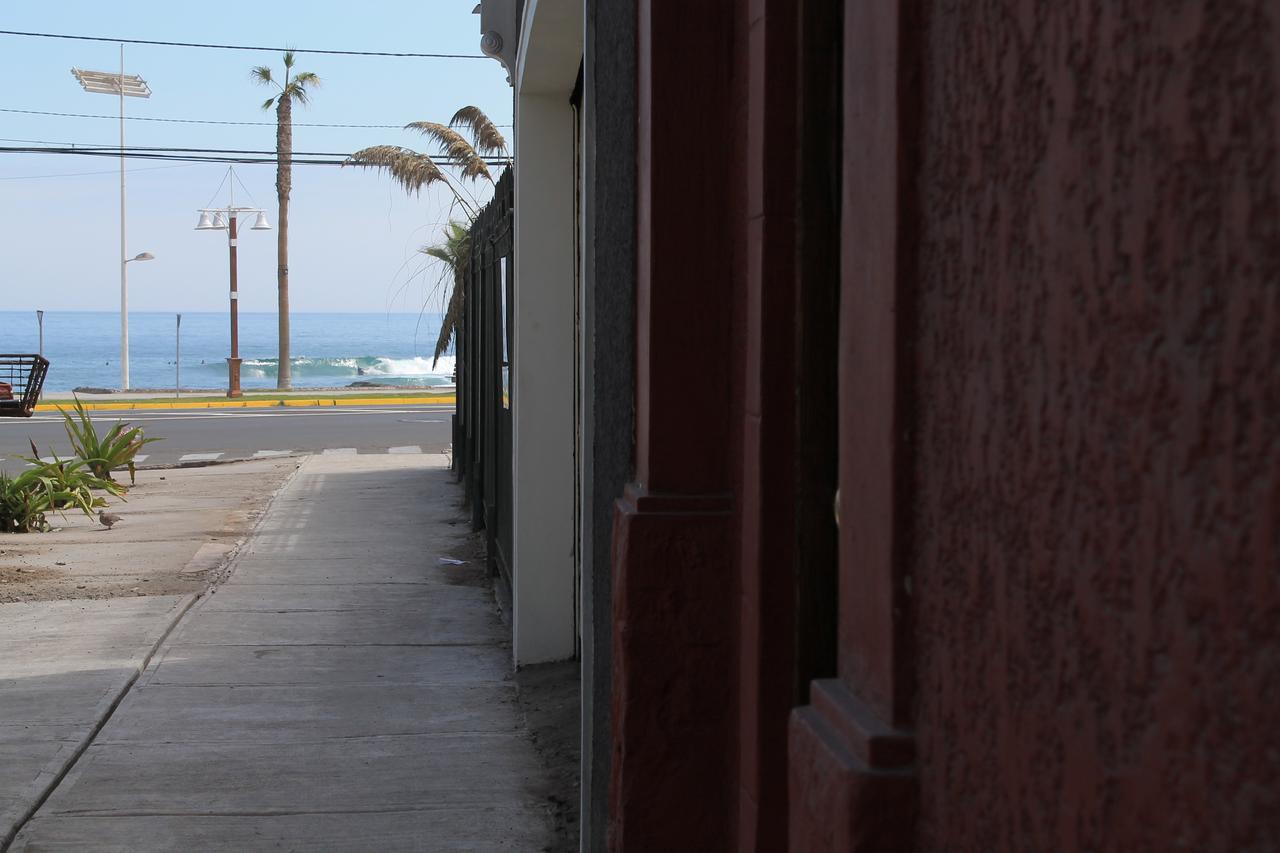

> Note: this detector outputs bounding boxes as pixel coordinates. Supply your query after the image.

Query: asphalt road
[0,405,454,475]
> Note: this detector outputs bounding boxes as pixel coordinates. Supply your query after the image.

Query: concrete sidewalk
[0,459,299,848]
[9,454,557,851]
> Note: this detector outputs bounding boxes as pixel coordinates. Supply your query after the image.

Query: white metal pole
[36,310,44,356]
[119,43,129,390]
[176,313,182,397]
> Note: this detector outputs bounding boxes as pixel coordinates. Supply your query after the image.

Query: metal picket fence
[453,168,514,586]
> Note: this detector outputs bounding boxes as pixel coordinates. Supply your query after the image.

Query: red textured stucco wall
[911,2,1279,850]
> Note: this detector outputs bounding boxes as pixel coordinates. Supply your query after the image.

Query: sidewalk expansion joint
[94,731,526,747]
[51,804,529,819]
[167,641,511,648]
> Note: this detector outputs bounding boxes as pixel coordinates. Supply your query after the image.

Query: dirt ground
[517,659,582,852]
[0,459,298,603]
[453,523,581,850]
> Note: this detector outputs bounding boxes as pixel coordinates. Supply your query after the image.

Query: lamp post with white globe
[196,201,271,398]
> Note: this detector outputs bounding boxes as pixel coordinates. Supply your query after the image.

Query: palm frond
[450,106,508,156]
[283,49,296,69]
[260,96,277,111]
[345,145,446,195]
[287,71,321,105]
[418,220,472,363]
[434,272,466,364]
[406,121,492,183]
[406,122,474,160]
[422,246,455,265]
[250,66,275,85]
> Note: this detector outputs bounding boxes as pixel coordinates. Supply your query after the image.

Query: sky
[0,2,514,314]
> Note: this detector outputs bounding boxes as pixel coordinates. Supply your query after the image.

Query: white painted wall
[510,0,582,664]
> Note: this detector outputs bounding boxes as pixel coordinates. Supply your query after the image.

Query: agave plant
[0,457,123,533]
[58,397,160,485]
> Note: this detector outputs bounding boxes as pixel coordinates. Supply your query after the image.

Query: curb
[35,395,456,413]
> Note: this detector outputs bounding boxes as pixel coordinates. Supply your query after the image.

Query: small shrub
[59,397,160,485]
[0,457,124,533]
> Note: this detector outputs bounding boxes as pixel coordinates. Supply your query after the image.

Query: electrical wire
[0,144,512,168]
[0,107,513,129]
[202,168,231,207]
[0,29,487,59]
[0,162,194,181]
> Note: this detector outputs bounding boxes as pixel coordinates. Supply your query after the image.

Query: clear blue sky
[0,2,513,314]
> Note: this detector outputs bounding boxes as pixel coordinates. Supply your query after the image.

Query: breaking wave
[197,355,456,385]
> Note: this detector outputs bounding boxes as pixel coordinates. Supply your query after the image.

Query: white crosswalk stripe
[322,447,358,455]
[179,452,223,462]
[252,450,294,458]
[387,445,422,454]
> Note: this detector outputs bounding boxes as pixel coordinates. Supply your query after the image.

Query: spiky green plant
[252,50,321,391]
[58,397,161,485]
[0,456,123,533]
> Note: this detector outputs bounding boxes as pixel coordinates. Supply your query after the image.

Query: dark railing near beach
[454,168,514,588]
[0,354,50,418]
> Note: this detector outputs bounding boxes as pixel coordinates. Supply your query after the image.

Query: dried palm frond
[407,121,492,183]
[450,106,508,156]
[345,145,446,195]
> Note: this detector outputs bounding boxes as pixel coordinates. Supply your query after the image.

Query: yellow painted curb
[36,395,456,412]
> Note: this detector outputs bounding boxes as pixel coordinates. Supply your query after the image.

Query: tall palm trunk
[275,95,293,389]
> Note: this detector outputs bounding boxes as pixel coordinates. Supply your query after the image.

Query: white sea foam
[367,356,455,376]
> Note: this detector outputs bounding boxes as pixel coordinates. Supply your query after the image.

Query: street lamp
[119,252,156,387]
[72,48,152,391]
[196,169,271,397]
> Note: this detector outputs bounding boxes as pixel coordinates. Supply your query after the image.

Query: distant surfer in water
[357,367,365,376]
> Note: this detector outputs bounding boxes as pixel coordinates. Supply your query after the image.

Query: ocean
[0,311,456,393]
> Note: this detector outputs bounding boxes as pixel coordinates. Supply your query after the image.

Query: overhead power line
[0,144,512,168]
[1,107,402,129]
[21,143,376,157]
[0,162,195,181]
[0,107,513,130]
[0,29,487,59]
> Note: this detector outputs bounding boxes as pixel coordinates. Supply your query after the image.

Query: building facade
[475,0,1280,849]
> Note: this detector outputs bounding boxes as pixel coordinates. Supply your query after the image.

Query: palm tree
[251,51,320,390]
[419,221,471,364]
[346,107,508,362]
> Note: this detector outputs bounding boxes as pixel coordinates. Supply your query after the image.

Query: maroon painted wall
[910,2,1280,849]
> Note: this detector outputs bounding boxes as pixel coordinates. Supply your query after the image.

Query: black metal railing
[454,168,514,586]
[0,354,50,418]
